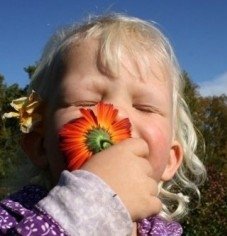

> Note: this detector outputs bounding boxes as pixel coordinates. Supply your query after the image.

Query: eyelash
[133,105,161,115]
[74,101,98,107]
[77,103,157,112]
[63,101,161,116]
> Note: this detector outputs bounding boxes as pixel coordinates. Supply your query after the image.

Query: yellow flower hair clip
[2,90,43,133]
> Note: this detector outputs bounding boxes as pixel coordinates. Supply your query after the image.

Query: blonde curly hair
[30,13,206,220]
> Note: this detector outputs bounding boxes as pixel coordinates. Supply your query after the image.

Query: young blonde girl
[1,14,206,235]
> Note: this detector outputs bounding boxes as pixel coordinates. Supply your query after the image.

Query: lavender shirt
[0,170,182,235]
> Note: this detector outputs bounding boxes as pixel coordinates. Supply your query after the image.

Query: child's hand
[80,138,162,221]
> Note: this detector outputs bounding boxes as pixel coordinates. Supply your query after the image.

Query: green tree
[24,65,37,79]
[0,74,25,197]
[182,71,200,114]
[199,96,227,166]
[182,74,227,235]
[0,74,6,121]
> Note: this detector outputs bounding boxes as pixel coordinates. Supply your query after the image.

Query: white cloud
[198,72,227,97]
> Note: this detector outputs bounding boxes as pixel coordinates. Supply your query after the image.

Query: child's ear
[161,140,183,181]
[21,132,48,169]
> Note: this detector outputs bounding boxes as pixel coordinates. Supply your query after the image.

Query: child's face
[43,38,182,183]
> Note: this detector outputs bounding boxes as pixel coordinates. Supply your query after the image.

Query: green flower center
[86,127,113,154]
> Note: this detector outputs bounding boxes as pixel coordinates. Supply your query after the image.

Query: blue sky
[0,0,226,96]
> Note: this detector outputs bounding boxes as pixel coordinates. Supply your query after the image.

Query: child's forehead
[66,37,173,87]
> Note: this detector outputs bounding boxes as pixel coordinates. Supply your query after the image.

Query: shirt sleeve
[37,170,133,236]
[0,185,66,235]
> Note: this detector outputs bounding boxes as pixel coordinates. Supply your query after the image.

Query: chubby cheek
[44,106,82,156]
[143,124,172,181]
[43,107,82,182]
[53,107,82,130]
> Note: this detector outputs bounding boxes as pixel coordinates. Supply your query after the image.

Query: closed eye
[72,101,99,107]
[58,101,98,108]
[133,104,163,115]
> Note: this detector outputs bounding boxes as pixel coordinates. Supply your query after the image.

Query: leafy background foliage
[0,69,226,235]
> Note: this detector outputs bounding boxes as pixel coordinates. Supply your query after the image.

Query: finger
[135,197,162,221]
[146,196,162,217]
[147,177,159,197]
[117,138,149,157]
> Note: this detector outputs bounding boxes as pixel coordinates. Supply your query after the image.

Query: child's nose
[111,103,140,139]
[115,105,130,120]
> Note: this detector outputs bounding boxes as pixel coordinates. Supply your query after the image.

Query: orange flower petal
[97,102,118,129]
[111,118,131,142]
[80,108,97,126]
[59,102,131,171]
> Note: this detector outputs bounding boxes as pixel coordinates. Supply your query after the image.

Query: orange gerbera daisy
[59,102,131,171]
